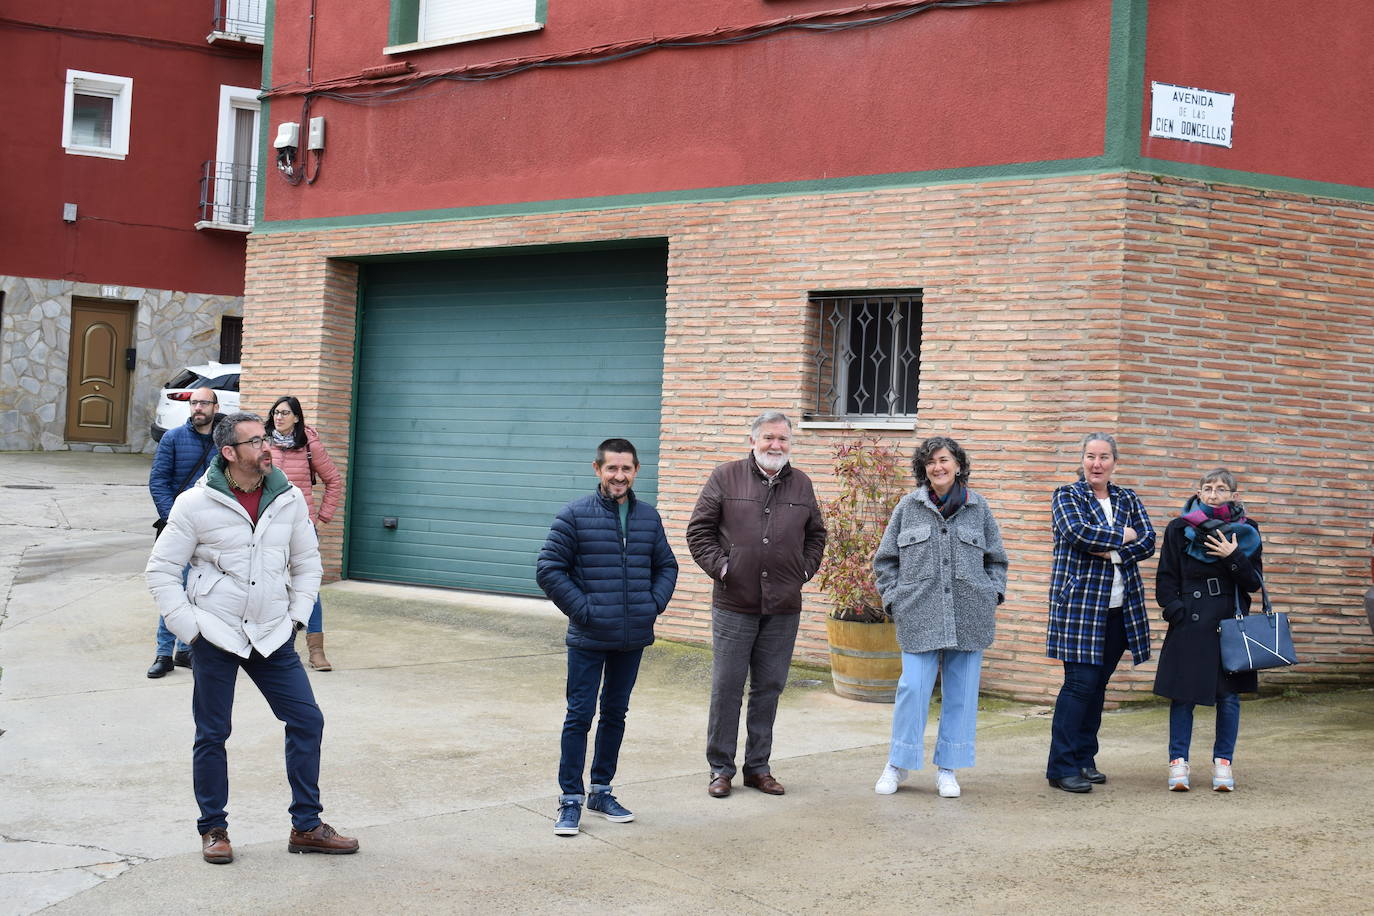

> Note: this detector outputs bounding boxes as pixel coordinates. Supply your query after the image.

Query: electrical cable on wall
[264,0,1040,107]
[265,0,1038,186]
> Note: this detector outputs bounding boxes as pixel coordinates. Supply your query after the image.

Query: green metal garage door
[347,245,667,594]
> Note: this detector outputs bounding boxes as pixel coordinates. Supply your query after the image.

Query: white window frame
[62,70,133,160]
[387,0,542,54]
[202,86,261,229]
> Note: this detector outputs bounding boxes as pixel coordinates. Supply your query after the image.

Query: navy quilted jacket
[536,488,679,651]
[149,417,220,518]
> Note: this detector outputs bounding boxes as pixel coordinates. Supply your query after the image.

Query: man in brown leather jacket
[686,411,827,798]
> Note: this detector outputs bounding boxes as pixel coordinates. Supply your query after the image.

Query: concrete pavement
[2,450,1373,915]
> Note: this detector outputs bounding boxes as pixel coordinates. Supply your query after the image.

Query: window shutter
[420,0,537,41]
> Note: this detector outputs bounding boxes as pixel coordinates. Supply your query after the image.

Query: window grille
[199,160,257,228]
[213,0,268,41]
[807,290,921,421]
[219,317,243,364]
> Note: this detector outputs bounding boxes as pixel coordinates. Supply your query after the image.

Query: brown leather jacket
[686,454,827,615]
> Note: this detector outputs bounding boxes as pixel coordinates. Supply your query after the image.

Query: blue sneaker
[554,795,582,836]
[587,786,635,823]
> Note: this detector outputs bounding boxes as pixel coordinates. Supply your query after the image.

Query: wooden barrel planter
[825,617,902,703]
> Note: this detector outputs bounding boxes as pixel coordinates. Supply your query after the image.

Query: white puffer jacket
[146,459,322,658]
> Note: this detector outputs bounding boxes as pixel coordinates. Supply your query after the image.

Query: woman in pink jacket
[266,396,344,670]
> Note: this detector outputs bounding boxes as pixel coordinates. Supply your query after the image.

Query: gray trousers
[706,605,801,779]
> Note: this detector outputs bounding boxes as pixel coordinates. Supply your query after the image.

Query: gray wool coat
[873,486,1009,654]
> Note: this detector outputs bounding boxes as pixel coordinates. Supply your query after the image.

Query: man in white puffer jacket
[147,411,359,865]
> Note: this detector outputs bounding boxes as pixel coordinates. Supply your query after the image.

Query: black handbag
[1218,581,1297,673]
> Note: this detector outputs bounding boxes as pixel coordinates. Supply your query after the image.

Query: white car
[150,363,241,442]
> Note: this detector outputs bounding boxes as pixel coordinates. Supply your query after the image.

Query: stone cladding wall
[0,276,242,452]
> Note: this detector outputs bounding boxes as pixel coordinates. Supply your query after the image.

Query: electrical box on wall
[274,121,300,149]
[307,117,326,151]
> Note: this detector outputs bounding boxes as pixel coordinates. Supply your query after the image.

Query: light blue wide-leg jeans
[888,648,984,771]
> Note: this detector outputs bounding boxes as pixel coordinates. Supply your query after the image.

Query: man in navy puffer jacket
[145,387,223,678]
[536,438,678,837]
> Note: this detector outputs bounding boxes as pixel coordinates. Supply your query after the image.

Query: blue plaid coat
[1046,480,1157,665]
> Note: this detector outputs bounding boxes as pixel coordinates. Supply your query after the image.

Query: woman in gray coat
[872,436,1008,798]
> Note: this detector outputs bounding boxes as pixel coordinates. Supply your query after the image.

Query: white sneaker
[874,764,908,795]
[1168,758,1190,791]
[936,768,961,798]
[1212,757,1235,792]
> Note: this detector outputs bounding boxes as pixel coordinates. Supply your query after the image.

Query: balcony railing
[197,160,256,231]
[211,0,266,43]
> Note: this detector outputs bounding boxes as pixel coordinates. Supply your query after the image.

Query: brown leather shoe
[288,822,359,855]
[201,827,233,864]
[743,772,785,795]
[708,774,732,798]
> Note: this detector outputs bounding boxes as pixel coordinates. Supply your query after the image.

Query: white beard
[754,450,789,473]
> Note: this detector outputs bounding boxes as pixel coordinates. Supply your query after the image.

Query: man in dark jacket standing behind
[687,411,827,798]
[145,386,221,678]
[536,438,678,837]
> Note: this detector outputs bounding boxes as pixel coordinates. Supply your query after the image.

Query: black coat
[1153,516,1264,705]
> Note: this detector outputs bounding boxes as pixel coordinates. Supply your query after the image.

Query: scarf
[1179,496,1261,564]
[929,481,967,519]
[268,429,297,449]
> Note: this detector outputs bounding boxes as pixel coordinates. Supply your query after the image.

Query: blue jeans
[1169,694,1239,762]
[559,646,644,796]
[155,564,192,655]
[307,594,324,634]
[706,606,801,779]
[190,634,325,833]
[306,525,324,634]
[1046,608,1127,779]
[888,649,984,771]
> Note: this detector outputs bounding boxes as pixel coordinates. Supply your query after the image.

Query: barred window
[807,290,921,421]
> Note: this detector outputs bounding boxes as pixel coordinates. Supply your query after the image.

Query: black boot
[173,650,193,669]
[146,655,175,678]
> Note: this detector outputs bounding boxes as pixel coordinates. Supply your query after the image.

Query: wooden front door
[64,298,134,444]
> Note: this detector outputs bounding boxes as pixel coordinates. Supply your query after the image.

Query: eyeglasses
[271,409,295,417]
[1200,486,1233,496]
[230,436,268,449]
[189,399,216,407]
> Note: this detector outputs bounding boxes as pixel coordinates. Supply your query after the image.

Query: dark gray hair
[1200,467,1238,491]
[213,412,264,450]
[750,411,792,436]
[1075,432,1119,481]
[912,436,970,487]
[1080,432,1119,460]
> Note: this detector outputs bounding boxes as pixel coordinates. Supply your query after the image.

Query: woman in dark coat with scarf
[1153,467,1263,792]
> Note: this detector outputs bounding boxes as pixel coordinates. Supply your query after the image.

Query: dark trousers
[706,606,801,779]
[191,634,325,833]
[1046,608,1127,779]
[559,646,644,796]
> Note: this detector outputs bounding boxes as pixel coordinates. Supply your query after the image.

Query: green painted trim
[340,270,366,577]
[389,0,419,46]
[1105,0,1148,168]
[252,156,1111,233]
[535,0,548,25]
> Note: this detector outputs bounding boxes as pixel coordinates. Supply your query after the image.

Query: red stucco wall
[1143,0,1374,187]
[0,2,262,294]
[263,0,1113,221]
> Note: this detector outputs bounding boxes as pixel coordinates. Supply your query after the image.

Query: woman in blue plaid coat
[1044,433,1156,793]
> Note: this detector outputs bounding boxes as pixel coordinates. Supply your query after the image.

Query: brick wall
[243,171,1374,702]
